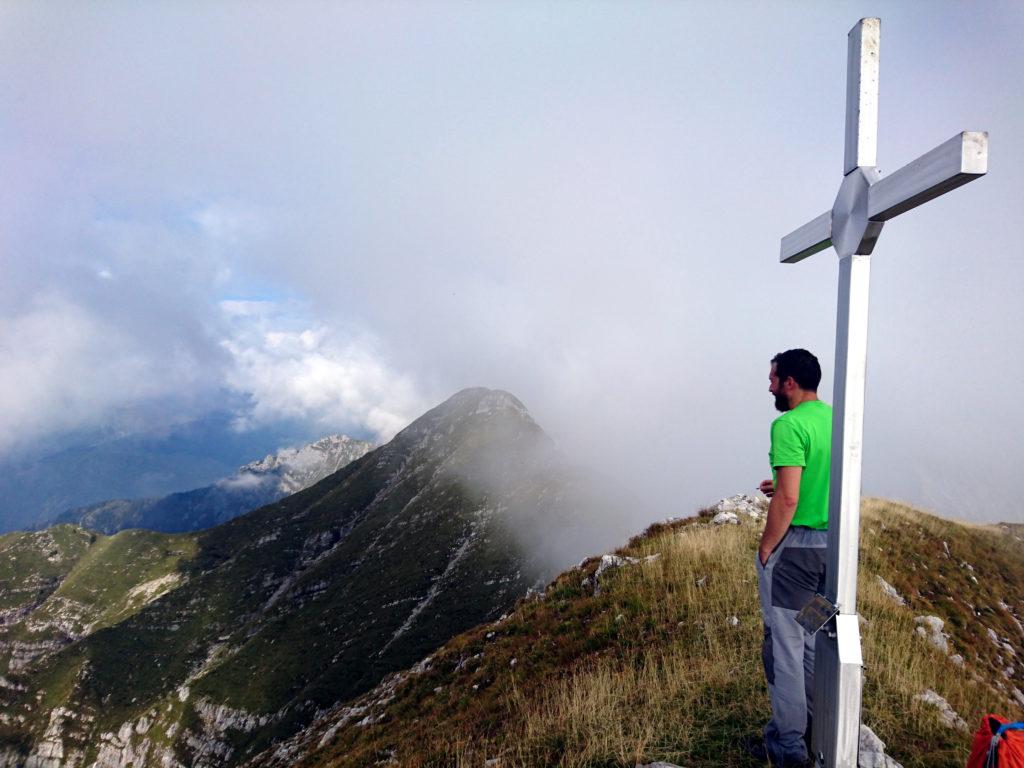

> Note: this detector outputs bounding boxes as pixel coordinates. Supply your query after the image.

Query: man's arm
[758,465,802,565]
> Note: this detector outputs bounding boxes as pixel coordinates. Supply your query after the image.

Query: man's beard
[774,391,790,412]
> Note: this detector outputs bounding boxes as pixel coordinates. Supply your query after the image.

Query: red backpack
[968,715,1024,768]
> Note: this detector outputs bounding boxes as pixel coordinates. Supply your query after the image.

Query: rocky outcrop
[914,689,969,731]
[92,722,154,768]
[712,510,740,525]
[914,615,950,654]
[582,553,661,596]
[710,494,766,521]
[876,576,906,606]
[195,698,279,739]
[5,639,71,673]
[858,724,904,768]
[24,708,83,768]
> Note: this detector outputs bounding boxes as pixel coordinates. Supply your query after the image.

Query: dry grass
[487,523,767,767]
[856,500,1024,763]
[300,501,1024,768]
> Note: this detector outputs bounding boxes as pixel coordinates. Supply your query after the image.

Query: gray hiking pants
[756,526,827,766]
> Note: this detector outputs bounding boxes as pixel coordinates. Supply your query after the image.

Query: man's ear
[783,375,797,392]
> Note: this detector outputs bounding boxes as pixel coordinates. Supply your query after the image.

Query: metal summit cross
[779,17,988,768]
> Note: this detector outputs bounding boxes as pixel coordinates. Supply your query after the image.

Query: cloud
[192,201,263,249]
[219,302,424,442]
[0,178,420,456]
[215,471,273,492]
[0,190,243,456]
[0,292,217,453]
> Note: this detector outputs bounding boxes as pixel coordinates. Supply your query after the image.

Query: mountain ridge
[46,434,373,534]
[0,387,611,767]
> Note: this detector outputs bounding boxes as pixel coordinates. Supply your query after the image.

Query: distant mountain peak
[235,434,372,494]
[395,388,535,442]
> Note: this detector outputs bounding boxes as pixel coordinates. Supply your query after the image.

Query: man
[751,348,831,767]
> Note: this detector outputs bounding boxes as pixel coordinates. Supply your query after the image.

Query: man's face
[769,363,790,412]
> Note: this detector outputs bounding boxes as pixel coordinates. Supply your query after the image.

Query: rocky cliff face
[0,389,600,767]
[49,435,373,534]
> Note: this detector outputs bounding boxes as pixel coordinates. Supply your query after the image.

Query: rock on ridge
[582,554,661,596]
[711,494,766,522]
[914,615,950,654]
[859,724,904,768]
[914,689,969,731]
[876,576,907,606]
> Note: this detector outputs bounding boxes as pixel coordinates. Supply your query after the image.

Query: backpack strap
[988,723,1024,768]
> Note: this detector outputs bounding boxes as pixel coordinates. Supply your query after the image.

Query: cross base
[813,614,864,767]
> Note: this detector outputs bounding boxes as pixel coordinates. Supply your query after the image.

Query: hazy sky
[2,1,1022,527]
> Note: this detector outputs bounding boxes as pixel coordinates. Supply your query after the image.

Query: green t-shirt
[769,399,832,530]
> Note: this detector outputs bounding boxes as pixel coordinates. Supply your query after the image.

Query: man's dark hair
[772,348,821,391]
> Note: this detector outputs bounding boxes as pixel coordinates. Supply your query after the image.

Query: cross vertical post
[813,250,870,768]
[778,17,988,768]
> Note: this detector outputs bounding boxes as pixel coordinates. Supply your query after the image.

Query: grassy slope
[0,526,195,658]
[0,526,94,615]
[273,499,1024,768]
[29,528,196,633]
[0,525,198,751]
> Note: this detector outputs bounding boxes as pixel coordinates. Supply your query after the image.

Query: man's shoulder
[771,401,832,431]
[802,403,835,421]
[806,400,833,421]
[789,400,832,421]
[770,411,800,440]
[771,408,804,427]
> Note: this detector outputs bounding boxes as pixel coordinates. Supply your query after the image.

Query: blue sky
[2,1,1022,525]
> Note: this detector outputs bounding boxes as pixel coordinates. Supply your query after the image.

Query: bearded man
[749,348,831,767]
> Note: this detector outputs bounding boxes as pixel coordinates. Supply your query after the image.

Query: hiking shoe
[742,734,771,764]
[741,734,811,767]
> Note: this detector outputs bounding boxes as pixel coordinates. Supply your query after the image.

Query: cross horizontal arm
[868,131,988,222]
[780,211,832,264]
